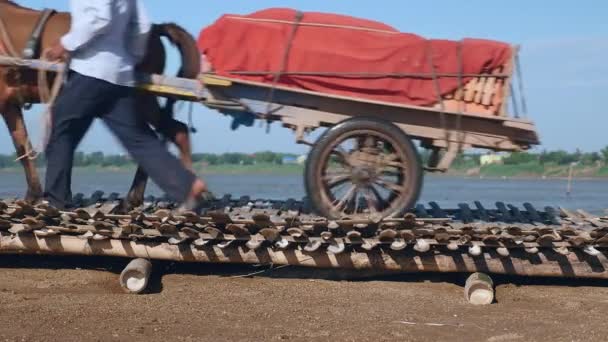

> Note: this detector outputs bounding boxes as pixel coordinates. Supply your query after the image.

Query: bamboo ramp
[1,195,607,280]
[2,235,607,279]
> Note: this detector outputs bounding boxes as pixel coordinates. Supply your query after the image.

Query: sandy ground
[0,255,607,342]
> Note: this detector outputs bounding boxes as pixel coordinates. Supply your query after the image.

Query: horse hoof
[25,190,43,204]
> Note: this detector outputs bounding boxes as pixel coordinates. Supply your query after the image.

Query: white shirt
[61,0,151,86]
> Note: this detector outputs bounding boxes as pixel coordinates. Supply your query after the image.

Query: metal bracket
[425,142,461,172]
[294,124,315,146]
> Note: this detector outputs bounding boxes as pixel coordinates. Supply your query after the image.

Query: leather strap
[22,8,56,59]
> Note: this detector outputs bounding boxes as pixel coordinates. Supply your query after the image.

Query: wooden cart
[0,51,539,219]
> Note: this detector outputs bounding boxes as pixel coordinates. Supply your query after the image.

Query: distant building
[296,155,307,165]
[282,156,298,165]
[480,154,505,166]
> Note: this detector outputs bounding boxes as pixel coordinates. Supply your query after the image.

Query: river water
[1,170,607,213]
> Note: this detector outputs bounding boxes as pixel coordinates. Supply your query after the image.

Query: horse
[0,0,201,208]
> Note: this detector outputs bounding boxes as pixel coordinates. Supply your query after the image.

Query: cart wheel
[305,117,423,219]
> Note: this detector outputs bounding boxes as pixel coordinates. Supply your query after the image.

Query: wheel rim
[314,129,416,219]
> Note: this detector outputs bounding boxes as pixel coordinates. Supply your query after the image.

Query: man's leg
[101,88,198,202]
[44,73,109,208]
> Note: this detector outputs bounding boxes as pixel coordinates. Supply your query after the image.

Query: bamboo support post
[464,272,494,305]
[119,258,152,294]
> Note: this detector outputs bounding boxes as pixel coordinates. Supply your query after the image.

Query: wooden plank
[492,66,505,115]
[499,47,518,116]
[453,87,463,101]
[464,78,477,102]
[137,84,199,99]
[200,75,232,87]
[482,74,497,107]
[473,75,487,104]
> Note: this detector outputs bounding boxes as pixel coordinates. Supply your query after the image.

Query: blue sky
[2,0,607,154]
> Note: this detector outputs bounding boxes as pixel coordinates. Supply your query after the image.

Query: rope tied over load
[260,10,304,132]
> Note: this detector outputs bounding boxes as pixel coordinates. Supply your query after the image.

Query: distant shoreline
[2,149,608,180]
[2,163,608,180]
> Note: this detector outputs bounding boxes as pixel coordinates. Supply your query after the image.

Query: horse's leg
[120,166,147,211]
[119,93,151,210]
[122,94,156,211]
[122,94,194,211]
[2,104,43,202]
[156,98,193,170]
[123,118,192,210]
[165,116,193,170]
[142,94,193,169]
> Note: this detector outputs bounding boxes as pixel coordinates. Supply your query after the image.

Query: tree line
[191,151,296,165]
[451,147,608,168]
[1,148,608,170]
[0,151,299,169]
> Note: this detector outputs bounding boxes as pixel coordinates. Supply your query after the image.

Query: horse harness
[0,8,57,108]
[23,9,57,59]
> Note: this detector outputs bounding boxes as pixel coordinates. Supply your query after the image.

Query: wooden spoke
[381,153,406,169]
[330,146,351,166]
[383,160,406,169]
[323,173,351,189]
[332,185,357,212]
[380,169,402,178]
[384,153,400,161]
[354,191,361,214]
[375,179,406,194]
[362,187,379,214]
[363,135,376,148]
[368,185,388,209]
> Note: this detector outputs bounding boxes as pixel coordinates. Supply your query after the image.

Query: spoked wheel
[305,117,423,219]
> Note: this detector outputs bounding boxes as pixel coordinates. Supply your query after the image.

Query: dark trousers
[44,72,196,209]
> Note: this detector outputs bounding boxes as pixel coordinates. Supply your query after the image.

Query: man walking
[44,0,207,209]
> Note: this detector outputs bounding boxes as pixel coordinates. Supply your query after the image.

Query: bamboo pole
[464,273,494,305]
[1,235,607,279]
[119,258,152,294]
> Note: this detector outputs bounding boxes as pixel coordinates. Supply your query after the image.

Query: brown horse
[0,1,201,207]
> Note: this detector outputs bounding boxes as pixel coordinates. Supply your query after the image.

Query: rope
[14,57,64,162]
[0,6,65,161]
[229,256,315,278]
[510,83,520,118]
[225,16,399,35]
[262,11,304,131]
[456,41,464,117]
[425,41,450,146]
[224,71,509,79]
[514,53,528,118]
[454,40,464,148]
[36,57,65,151]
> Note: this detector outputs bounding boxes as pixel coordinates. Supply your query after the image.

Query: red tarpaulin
[198,8,512,107]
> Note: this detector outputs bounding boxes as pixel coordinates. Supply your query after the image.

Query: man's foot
[189,179,208,198]
[179,191,216,214]
[177,179,214,213]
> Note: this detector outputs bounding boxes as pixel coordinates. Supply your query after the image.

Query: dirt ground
[0,255,607,342]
